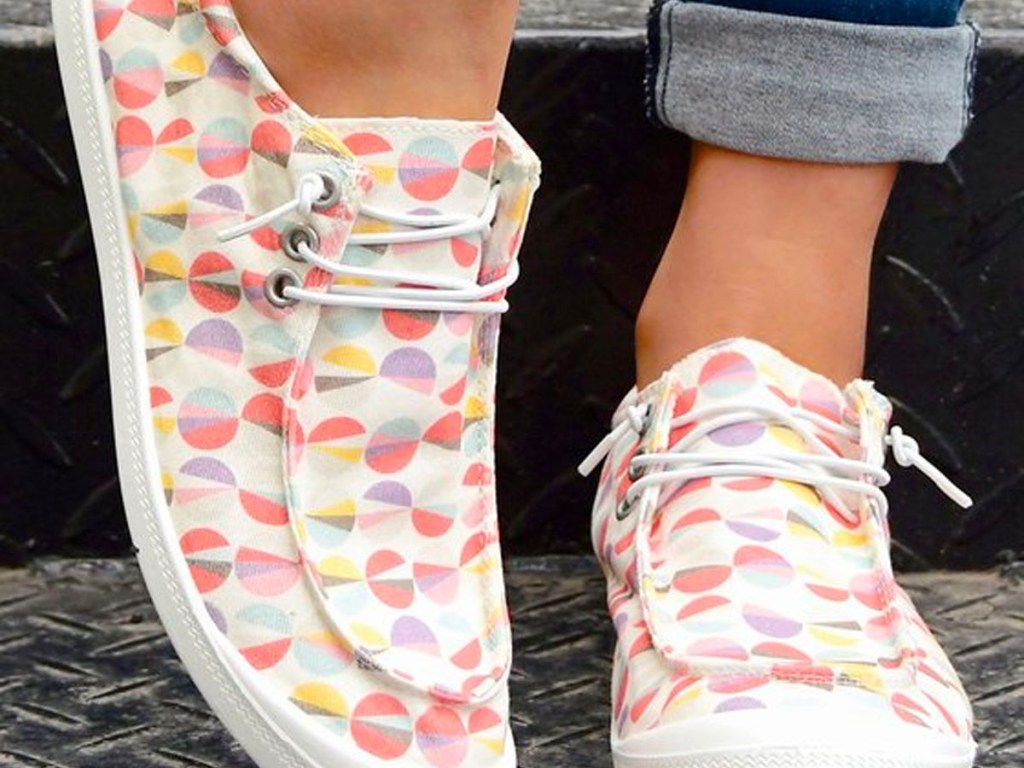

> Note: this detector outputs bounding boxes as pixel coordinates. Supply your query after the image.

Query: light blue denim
[647,0,980,163]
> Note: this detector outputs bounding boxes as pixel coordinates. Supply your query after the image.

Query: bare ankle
[231,0,519,118]
[634,143,889,389]
[635,296,687,390]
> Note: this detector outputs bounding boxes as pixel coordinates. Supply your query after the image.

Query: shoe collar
[197,1,540,204]
[619,338,892,461]
[592,338,970,520]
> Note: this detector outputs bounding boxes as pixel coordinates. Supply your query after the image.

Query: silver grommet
[313,171,343,210]
[264,267,301,308]
[651,571,673,592]
[627,448,647,482]
[616,498,636,522]
[283,223,320,262]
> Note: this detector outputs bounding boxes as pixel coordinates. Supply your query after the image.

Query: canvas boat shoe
[580,338,977,768]
[54,1,540,767]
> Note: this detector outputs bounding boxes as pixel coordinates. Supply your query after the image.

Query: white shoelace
[217,170,514,314]
[579,400,973,525]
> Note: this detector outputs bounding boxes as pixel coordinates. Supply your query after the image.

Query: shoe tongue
[647,339,859,506]
[324,117,499,283]
[630,341,897,674]
[642,338,853,582]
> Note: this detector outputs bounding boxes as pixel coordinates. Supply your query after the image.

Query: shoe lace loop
[579,400,973,525]
[216,169,513,314]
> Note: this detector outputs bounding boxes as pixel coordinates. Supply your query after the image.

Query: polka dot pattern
[591,339,975,748]
[98,2,540,765]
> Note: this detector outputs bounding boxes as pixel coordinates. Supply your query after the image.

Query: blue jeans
[648,0,979,163]
[694,0,964,27]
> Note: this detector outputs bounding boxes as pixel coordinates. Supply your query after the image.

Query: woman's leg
[589,2,980,764]
[60,4,542,767]
[231,0,520,118]
[638,0,975,388]
[636,146,896,387]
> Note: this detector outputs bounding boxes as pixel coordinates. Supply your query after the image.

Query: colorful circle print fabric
[96,2,540,766]
[591,339,974,749]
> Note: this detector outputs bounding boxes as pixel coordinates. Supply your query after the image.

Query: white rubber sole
[51,2,515,767]
[612,707,977,768]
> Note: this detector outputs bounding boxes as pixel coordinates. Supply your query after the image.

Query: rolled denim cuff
[648,2,981,164]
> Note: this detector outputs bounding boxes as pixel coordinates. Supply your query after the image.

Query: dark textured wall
[0,15,1022,568]
[496,38,1024,570]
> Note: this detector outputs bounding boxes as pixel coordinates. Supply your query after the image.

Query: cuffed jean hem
[648,2,981,164]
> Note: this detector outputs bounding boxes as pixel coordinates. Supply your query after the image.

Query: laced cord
[578,404,651,477]
[351,185,501,246]
[217,172,332,243]
[887,426,972,508]
[579,400,973,525]
[286,259,521,314]
[215,170,511,314]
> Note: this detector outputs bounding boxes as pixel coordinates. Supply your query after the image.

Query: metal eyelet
[616,498,636,522]
[264,267,301,308]
[283,223,320,262]
[313,171,343,210]
[627,448,647,482]
[650,571,673,592]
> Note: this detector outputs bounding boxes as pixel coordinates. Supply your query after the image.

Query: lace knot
[888,426,919,469]
[884,425,973,509]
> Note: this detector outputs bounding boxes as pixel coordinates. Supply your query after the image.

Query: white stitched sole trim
[615,753,969,768]
[51,2,516,767]
[612,707,976,768]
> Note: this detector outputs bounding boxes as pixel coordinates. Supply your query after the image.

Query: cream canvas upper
[61,2,977,767]
[75,1,541,766]
[588,339,975,766]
